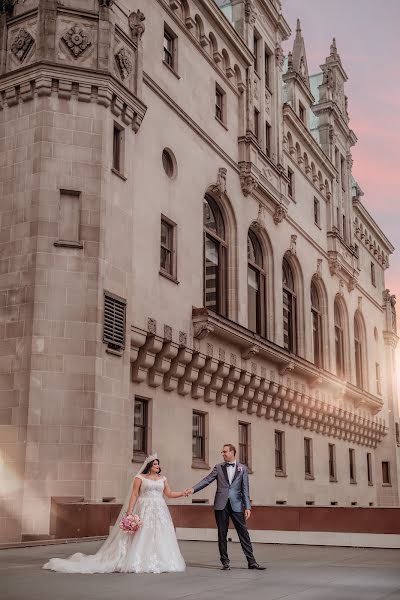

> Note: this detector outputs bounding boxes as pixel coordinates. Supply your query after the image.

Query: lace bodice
[137,475,166,499]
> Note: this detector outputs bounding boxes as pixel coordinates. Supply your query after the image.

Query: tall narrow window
[275,430,285,474]
[314,198,320,226]
[239,422,250,467]
[342,215,347,242]
[113,123,124,173]
[382,461,391,485]
[215,84,225,122]
[254,108,259,142]
[282,258,296,353]
[311,281,323,368]
[328,443,336,481]
[253,34,259,74]
[103,292,126,351]
[192,411,206,462]
[299,102,305,124]
[367,453,373,485]
[371,262,376,287]
[287,167,294,198]
[247,229,265,336]
[341,155,346,191]
[354,316,363,389]
[376,363,381,395]
[265,122,271,157]
[163,26,176,70]
[264,45,271,88]
[203,196,227,315]
[349,448,356,483]
[160,216,176,279]
[56,189,82,247]
[133,398,148,456]
[304,438,313,478]
[334,300,345,378]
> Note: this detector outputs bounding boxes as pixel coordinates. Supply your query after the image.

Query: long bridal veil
[43,453,158,574]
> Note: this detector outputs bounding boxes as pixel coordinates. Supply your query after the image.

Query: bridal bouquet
[119,514,142,535]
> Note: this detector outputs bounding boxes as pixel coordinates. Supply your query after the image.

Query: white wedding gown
[43,475,186,574]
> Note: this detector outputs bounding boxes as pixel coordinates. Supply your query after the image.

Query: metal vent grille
[103,293,126,350]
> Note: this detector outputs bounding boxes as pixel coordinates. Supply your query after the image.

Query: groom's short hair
[223,443,236,455]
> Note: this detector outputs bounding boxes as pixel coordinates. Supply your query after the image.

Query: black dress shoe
[248,563,266,570]
[221,563,231,570]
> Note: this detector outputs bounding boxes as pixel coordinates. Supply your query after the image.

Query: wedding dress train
[43,475,186,574]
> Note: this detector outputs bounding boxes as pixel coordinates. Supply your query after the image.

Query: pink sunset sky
[283,0,400,301]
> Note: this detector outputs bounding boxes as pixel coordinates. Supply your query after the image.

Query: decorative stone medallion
[62,24,92,58]
[11,28,34,62]
[115,47,133,79]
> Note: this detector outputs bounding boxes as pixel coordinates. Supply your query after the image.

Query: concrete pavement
[1,540,399,600]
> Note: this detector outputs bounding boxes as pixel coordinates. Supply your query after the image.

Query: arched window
[334,300,345,378]
[203,195,227,315]
[247,229,265,336]
[354,316,363,388]
[311,282,322,367]
[282,258,296,352]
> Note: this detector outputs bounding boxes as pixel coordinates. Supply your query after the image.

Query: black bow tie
[226,463,235,467]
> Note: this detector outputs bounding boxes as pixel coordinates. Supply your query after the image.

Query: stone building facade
[0,0,399,543]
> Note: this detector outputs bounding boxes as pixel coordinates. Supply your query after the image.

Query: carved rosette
[11,28,34,62]
[115,47,133,79]
[62,24,92,58]
[239,163,258,197]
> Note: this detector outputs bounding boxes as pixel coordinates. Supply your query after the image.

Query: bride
[43,454,186,574]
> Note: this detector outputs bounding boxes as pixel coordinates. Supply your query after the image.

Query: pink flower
[119,514,143,535]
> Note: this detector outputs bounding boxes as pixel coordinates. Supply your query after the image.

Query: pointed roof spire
[291,17,310,88]
[330,38,338,57]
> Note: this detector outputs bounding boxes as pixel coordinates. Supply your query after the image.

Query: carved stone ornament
[315,258,323,280]
[193,322,214,340]
[209,167,227,197]
[241,345,259,360]
[273,205,286,225]
[62,24,92,58]
[147,317,157,335]
[11,28,34,62]
[128,9,146,40]
[328,256,341,276]
[275,43,284,69]
[289,234,297,256]
[239,162,258,196]
[98,0,114,6]
[115,47,133,79]
[347,275,357,292]
[244,0,256,25]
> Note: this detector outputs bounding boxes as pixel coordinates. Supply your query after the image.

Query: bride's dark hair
[142,459,162,475]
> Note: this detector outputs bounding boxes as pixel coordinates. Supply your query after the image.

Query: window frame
[163,24,178,73]
[112,122,125,176]
[103,291,126,353]
[133,397,150,461]
[282,258,297,353]
[203,195,228,317]
[334,301,345,379]
[160,214,177,282]
[328,443,337,482]
[354,317,363,389]
[299,101,306,124]
[311,281,323,368]
[192,410,209,469]
[371,262,376,287]
[349,448,357,484]
[274,430,286,476]
[367,452,373,486]
[287,167,294,199]
[313,197,320,227]
[238,421,251,469]
[264,44,272,90]
[254,108,260,143]
[382,461,391,485]
[265,121,271,157]
[247,229,266,337]
[304,437,314,479]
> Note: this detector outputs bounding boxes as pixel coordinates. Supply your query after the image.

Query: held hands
[183,488,193,497]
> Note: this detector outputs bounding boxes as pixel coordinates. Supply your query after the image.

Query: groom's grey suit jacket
[193,462,251,512]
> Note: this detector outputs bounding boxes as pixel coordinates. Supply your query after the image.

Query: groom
[185,443,265,570]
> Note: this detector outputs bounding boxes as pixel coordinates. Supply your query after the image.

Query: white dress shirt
[227,461,236,485]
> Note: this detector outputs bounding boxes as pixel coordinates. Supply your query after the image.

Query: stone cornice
[312,98,357,146]
[353,197,394,255]
[283,104,336,179]
[0,61,147,131]
[129,317,386,448]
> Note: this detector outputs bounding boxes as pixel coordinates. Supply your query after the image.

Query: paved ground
[1,540,399,600]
